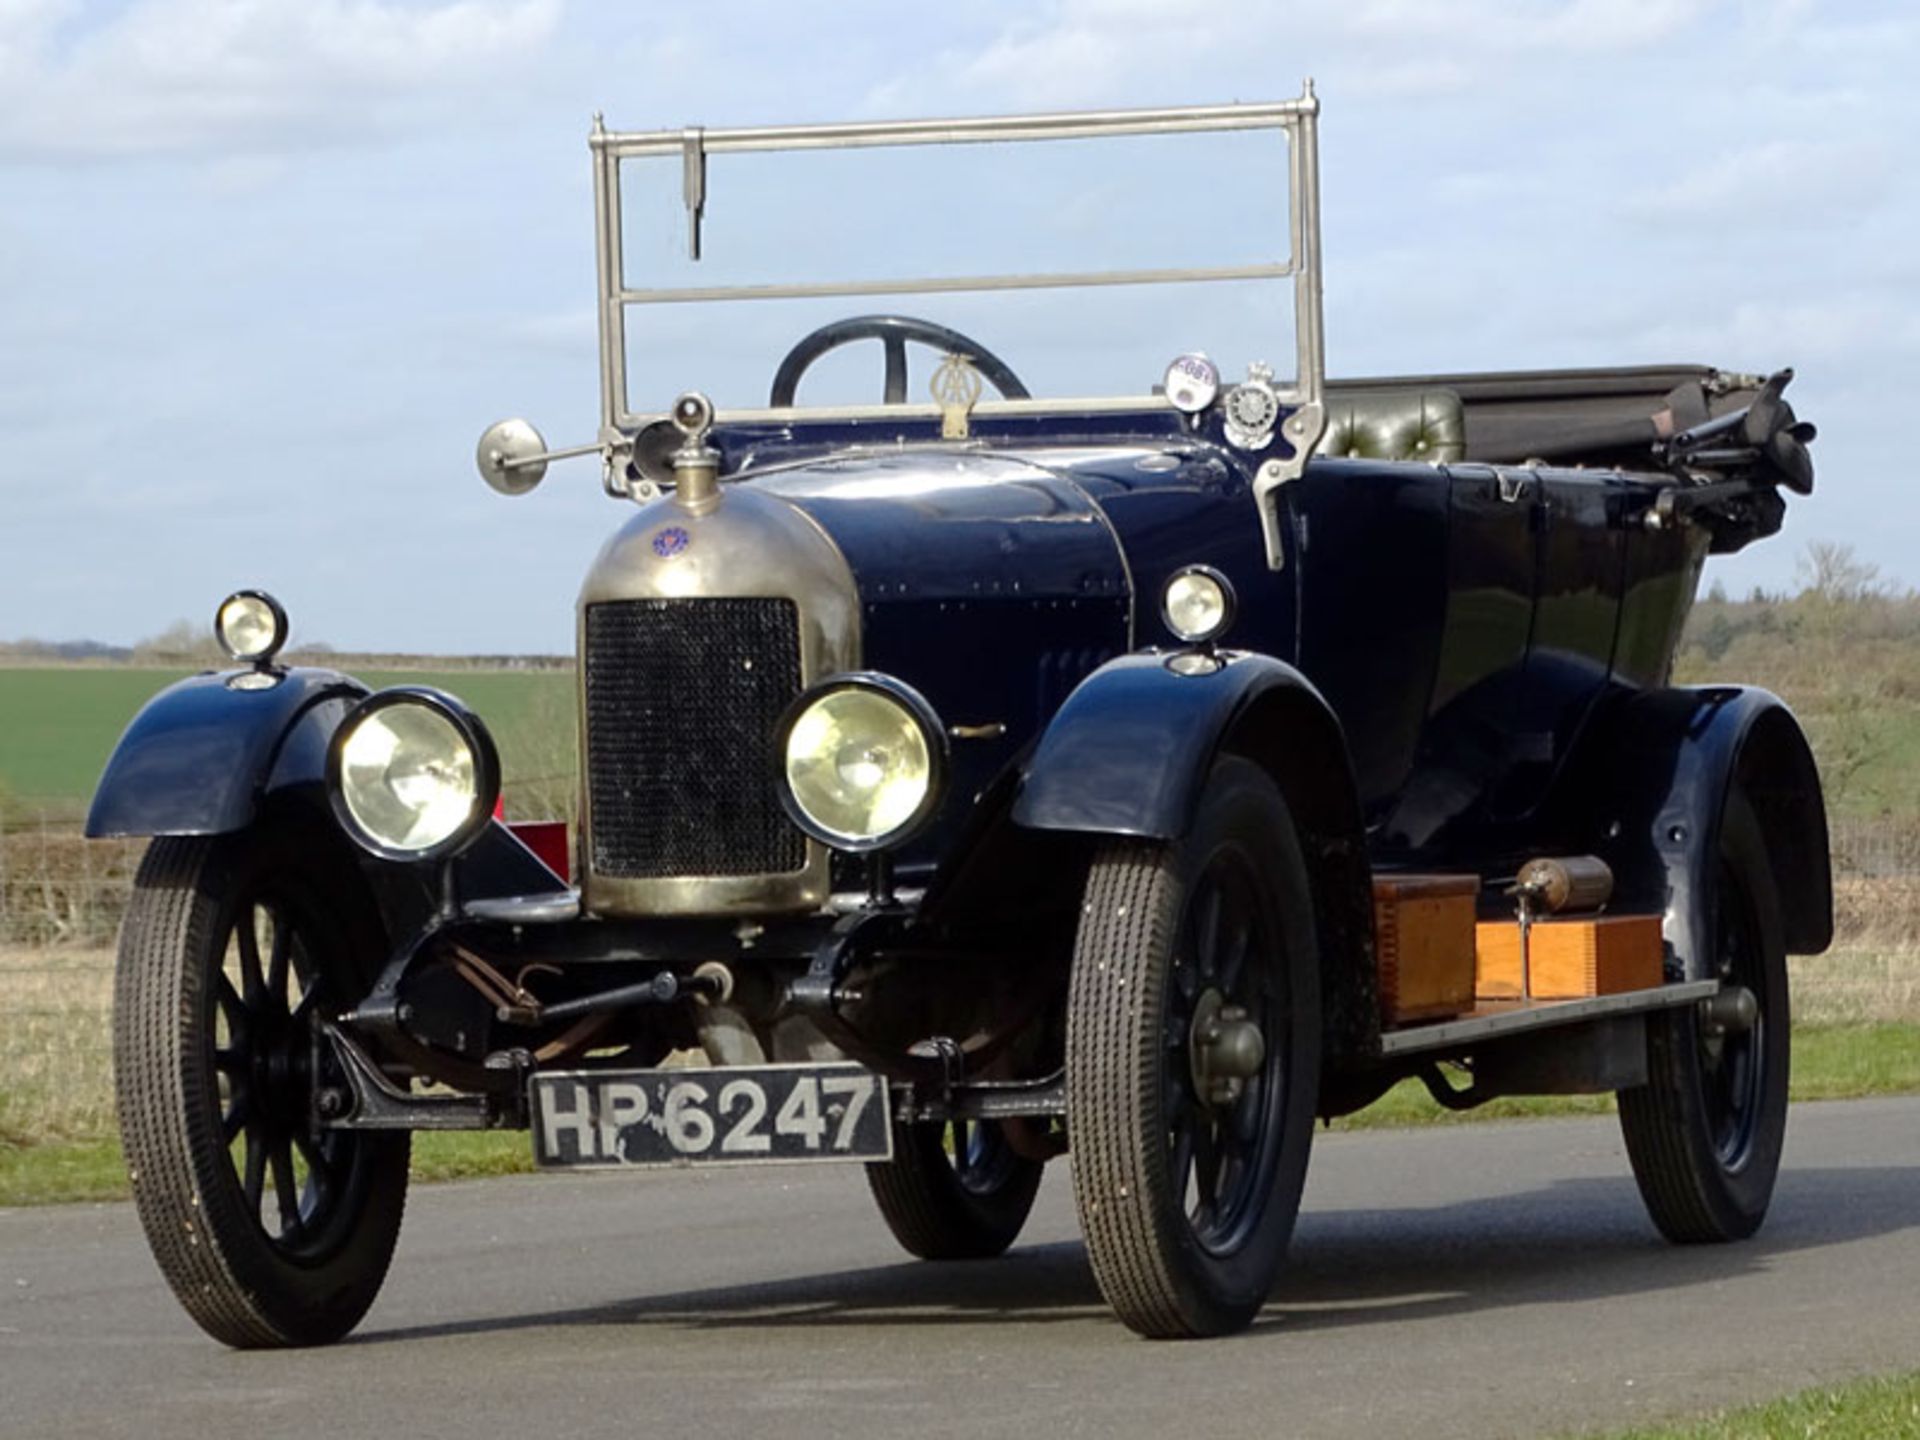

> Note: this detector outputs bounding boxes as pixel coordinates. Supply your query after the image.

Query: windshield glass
[595,102,1316,427]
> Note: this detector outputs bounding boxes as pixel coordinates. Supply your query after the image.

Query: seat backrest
[1321,388,1466,463]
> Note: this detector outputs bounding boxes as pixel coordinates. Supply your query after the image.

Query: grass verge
[1579,1369,1920,1438]
[0,1132,537,1209]
[3,1023,1915,1208]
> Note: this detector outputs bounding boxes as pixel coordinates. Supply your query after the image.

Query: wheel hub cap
[1189,988,1266,1108]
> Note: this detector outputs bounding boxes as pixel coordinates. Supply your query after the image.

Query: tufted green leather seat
[1321,388,1466,463]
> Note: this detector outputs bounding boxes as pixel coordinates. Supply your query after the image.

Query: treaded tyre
[114,821,410,1348]
[867,1119,1044,1260]
[1067,756,1321,1339]
[1618,790,1790,1242]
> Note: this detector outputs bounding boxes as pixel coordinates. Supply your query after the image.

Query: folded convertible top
[1327,362,1755,465]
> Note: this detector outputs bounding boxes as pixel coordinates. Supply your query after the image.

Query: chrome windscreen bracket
[682,127,707,261]
[1254,399,1326,570]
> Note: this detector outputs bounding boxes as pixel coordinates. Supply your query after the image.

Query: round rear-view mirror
[476,418,549,495]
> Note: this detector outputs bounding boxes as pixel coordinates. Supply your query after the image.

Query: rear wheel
[1618,791,1790,1241]
[1067,757,1321,1338]
[867,1119,1043,1259]
[114,823,410,1348]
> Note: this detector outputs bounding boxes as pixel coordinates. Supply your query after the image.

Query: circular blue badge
[652,526,690,558]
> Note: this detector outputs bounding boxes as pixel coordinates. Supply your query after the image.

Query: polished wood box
[1374,874,1478,1024]
[1474,914,1664,1000]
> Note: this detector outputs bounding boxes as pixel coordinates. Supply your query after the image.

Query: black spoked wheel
[1619,791,1790,1242]
[1067,757,1321,1338]
[867,1118,1044,1260]
[114,823,410,1348]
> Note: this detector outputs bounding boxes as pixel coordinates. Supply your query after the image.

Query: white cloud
[954,9,1225,108]
[504,305,596,351]
[1634,297,1919,368]
[0,0,562,159]
[189,153,291,194]
[862,0,1727,112]
[1341,58,1474,98]
[1332,0,1714,50]
[0,0,66,58]
[860,6,1217,113]
[1631,138,1893,219]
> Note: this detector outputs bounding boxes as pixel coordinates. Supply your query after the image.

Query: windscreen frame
[588,88,1326,436]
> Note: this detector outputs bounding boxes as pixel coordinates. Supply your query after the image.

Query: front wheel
[1617,791,1790,1241]
[114,824,410,1348]
[1067,757,1321,1339]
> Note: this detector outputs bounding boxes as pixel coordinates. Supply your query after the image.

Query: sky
[1,0,1914,655]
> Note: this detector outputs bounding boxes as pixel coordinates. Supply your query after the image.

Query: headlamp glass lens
[339,703,479,853]
[784,688,933,845]
[1164,571,1229,642]
[217,595,280,660]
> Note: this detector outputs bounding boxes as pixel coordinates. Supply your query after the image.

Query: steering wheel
[768,314,1031,408]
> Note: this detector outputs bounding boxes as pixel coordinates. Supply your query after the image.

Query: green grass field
[0,665,577,820]
[1758,696,1920,823]
[0,1131,541,1208]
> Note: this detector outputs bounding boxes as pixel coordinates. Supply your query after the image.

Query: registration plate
[529,1063,892,1169]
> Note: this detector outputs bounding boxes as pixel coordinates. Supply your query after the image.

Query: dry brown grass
[0,827,143,949]
[0,944,115,1148]
[1833,872,1920,951]
[1791,948,1920,1025]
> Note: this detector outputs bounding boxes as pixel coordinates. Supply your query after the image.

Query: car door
[1290,459,1451,823]
[1520,467,1632,813]
[1383,463,1629,849]
[1378,462,1536,849]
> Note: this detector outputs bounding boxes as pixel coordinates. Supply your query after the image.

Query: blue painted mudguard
[1011,647,1379,1063]
[85,668,370,838]
[86,666,568,942]
[1569,684,1832,979]
[1012,650,1346,839]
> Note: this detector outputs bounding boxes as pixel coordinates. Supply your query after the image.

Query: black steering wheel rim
[768,314,1031,408]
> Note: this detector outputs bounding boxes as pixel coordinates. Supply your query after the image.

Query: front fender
[1563,685,1832,980]
[1013,651,1339,838]
[89,669,567,932]
[86,668,369,837]
[1012,648,1378,1064]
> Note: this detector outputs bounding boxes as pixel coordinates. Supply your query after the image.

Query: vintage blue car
[92,86,1829,1345]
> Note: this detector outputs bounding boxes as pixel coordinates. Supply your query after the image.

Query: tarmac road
[3,1096,1916,1440]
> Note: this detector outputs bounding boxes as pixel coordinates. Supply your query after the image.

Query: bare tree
[1788,543,1890,807]
[1796,541,1885,604]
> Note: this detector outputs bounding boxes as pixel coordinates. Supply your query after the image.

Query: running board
[1378,979,1719,1058]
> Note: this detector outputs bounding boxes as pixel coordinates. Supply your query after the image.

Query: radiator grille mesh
[583,598,805,879]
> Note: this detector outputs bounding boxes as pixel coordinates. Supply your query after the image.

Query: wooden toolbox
[1373,874,1478,1024]
[1474,914,1664,1000]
